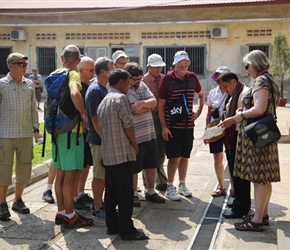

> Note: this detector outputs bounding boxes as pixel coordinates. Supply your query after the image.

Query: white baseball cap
[147,54,166,67]
[211,66,229,81]
[112,50,128,63]
[172,51,190,65]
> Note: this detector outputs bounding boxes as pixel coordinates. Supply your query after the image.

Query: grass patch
[32,122,52,166]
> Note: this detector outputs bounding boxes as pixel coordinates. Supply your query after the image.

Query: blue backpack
[43,69,80,159]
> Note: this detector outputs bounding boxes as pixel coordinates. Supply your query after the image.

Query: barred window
[37,47,56,75]
[248,45,270,58]
[145,46,205,76]
[0,47,12,76]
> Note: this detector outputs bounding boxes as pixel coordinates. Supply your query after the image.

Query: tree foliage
[271,32,290,98]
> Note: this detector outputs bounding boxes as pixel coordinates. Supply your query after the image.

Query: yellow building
[1,0,290,94]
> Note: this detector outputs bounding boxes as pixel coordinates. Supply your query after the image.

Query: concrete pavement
[1,102,290,250]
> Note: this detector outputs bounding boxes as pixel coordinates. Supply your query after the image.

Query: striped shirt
[158,71,201,129]
[0,73,39,138]
[127,82,156,144]
[97,88,136,166]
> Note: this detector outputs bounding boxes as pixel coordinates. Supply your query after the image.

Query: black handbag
[244,75,281,148]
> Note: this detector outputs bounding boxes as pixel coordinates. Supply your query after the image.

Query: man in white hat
[112,50,129,69]
[158,51,205,201]
[143,54,168,191]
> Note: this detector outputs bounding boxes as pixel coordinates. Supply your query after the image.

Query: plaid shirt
[0,73,39,138]
[97,88,136,166]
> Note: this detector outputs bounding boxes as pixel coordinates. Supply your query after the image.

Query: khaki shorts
[0,138,33,186]
[90,144,105,179]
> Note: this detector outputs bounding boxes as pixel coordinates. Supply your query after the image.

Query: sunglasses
[11,62,28,67]
[245,64,250,70]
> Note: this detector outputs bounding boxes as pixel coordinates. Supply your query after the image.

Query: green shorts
[52,132,84,171]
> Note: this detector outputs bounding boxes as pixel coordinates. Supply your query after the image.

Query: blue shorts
[164,128,194,158]
[52,132,84,171]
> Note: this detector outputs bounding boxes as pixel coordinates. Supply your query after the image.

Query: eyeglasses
[245,64,250,70]
[11,62,28,67]
[81,68,95,73]
[130,76,143,82]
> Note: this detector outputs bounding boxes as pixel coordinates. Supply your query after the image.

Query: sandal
[211,187,226,197]
[243,214,269,226]
[121,229,149,241]
[145,193,166,203]
[234,221,264,232]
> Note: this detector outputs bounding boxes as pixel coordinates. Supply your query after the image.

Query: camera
[211,108,220,119]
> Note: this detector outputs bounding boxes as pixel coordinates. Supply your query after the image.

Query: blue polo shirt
[85,80,108,145]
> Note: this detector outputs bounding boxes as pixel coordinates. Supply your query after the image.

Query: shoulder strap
[262,74,278,121]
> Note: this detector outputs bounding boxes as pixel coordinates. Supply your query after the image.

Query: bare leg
[213,152,225,189]
[144,168,157,189]
[77,167,90,194]
[252,183,267,224]
[47,162,57,185]
[167,157,181,183]
[133,173,138,192]
[0,186,8,203]
[15,183,25,200]
[264,182,272,216]
[92,178,105,210]
[63,170,79,214]
[177,157,188,181]
[55,169,65,212]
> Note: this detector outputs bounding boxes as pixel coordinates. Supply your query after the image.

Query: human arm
[189,89,205,122]
[158,98,172,141]
[131,97,157,114]
[91,115,101,137]
[219,88,268,128]
[70,83,86,129]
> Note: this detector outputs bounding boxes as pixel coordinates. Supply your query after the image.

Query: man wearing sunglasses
[0,52,42,220]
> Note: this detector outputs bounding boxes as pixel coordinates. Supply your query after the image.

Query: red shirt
[158,71,201,128]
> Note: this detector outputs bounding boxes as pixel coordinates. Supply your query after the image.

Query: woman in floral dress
[220,50,280,232]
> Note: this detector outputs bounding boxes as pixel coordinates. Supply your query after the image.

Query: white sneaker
[165,187,181,201]
[178,184,192,197]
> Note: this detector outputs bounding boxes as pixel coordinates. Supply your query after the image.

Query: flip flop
[121,229,149,241]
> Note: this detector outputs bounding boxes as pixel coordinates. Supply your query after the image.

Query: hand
[162,127,172,141]
[189,110,201,122]
[218,117,235,128]
[131,101,143,114]
[34,132,43,144]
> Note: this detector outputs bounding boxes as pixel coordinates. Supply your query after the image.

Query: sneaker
[63,213,94,228]
[133,196,141,207]
[178,184,192,197]
[37,107,42,110]
[77,193,94,205]
[55,213,65,225]
[12,198,30,214]
[92,207,105,220]
[165,187,181,201]
[42,190,55,204]
[73,199,91,211]
[0,202,11,221]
